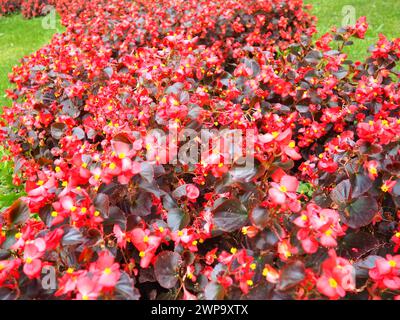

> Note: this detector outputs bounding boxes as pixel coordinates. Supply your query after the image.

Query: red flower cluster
[294,204,345,254]
[316,250,355,300]
[369,255,400,291]
[0,0,19,15]
[0,0,50,17]
[21,0,52,18]
[0,0,400,300]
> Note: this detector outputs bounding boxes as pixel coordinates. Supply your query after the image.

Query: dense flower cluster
[21,0,52,18]
[0,0,21,15]
[0,0,50,17]
[0,0,400,300]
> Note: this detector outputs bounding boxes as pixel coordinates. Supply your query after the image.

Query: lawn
[0,13,63,108]
[0,13,63,209]
[306,0,400,61]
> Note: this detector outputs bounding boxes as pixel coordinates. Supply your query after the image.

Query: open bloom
[130,228,162,268]
[186,184,200,200]
[90,251,121,288]
[23,238,46,279]
[316,250,355,299]
[268,173,300,212]
[294,203,344,254]
[0,259,21,285]
[369,255,400,290]
[76,275,102,300]
[364,160,379,180]
[269,175,298,204]
[262,265,280,284]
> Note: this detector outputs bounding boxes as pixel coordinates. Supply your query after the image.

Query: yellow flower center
[15,232,22,239]
[37,180,44,186]
[109,163,116,170]
[118,153,126,159]
[250,263,256,270]
[230,247,237,254]
[246,280,254,286]
[81,207,87,214]
[262,268,269,277]
[51,211,58,217]
[288,141,296,148]
[369,167,377,175]
[381,185,389,193]
[25,257,33,264]
[389,260,397,268]
[143,236,149,243]
[301,214,308,221]
[279,185,287,193]
[67,268,74,274]
[104,267,112,275]
[82,295,89,300]
[0,263,4,271]
[325,229,333,236]
[272,131,279,138]
[139,251,146,258]
[329,278,338,288]
[94,211,100,217]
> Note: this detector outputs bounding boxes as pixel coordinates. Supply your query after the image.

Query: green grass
[0,146,24,209]
[0,13,63,210]
[306,0,400,61]
[0,13,63,109]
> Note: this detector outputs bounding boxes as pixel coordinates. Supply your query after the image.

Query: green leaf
[297,182,314,198]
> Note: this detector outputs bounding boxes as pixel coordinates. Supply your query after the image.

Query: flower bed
[0,0,21,16]
[0,0,400,300]
[0,0,52,18]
